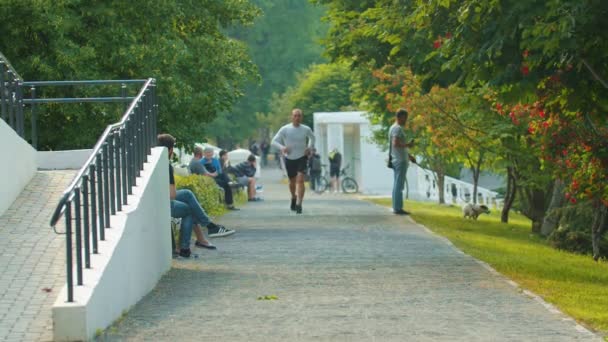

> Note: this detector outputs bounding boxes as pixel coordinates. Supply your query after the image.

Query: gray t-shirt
[271,123,316,160]
[189,157,208,175]
[389,123,409,164]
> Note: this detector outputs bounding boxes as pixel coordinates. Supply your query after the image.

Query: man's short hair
[203,146,214,153]
[219,150,228,157]
[292,108,302,115]
[247,154,256,162]
[396,108,408,118]
[157,134,175,149]
[193,146,203,156]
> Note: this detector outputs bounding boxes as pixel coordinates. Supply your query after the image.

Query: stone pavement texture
[0,171,76,342]
[104,168,600,342]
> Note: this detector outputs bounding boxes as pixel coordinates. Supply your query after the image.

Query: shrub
[174,174,225,217]
[547,202,608,257]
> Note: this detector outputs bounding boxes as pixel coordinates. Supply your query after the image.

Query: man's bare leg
[248,177,256,199]
[289,176,297,199]
[296,172,305,205]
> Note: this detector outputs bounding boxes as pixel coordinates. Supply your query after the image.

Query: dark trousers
[309,171,321,190]
[215,173,233,205]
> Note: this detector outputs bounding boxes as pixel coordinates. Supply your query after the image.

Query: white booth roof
[313,111,369,124]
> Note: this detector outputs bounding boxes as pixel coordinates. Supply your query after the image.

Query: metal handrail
[49,78,158,302]
[0,52,25,138]
[23,79,147,86]
[0,51,22,79]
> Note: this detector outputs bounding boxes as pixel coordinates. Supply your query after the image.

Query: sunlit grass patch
[367,198,608,335]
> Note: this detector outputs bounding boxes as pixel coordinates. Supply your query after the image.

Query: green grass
[368,198,608,335]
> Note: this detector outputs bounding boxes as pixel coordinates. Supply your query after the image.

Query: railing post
[144,91,150,159]
[102,143,111,228]
[8,77,16,130]
[127,118,135,192]
[0,63,6,121]
[74,189,83,286]
[134,105,142,177]
[120,127,128,203]
[108,136,116,215]
[96,154,105,240]
[89,165,98,253]
[114,132,122,212]
[121,83,127,111]
[30,85,37,148]
[65,201,74,302]
[152,82,157,147]
[16,81,24,138]
[82,176,91,268]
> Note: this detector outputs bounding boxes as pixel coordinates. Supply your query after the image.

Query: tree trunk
[591,200,608,261]
[540,179,566,237]
[527,188,547,234]
[501,166,517,223]
[437,172,445,204]
[470,154,483,204]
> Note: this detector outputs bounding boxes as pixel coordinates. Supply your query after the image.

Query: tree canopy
[206,0,328,147]
[0,0,261,149]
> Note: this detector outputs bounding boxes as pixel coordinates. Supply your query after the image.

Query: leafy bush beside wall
[175,175,225,217]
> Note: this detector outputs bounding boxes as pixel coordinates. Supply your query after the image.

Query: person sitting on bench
[231,154,261,202]
[189,146,239,211]
[158,134,235,258]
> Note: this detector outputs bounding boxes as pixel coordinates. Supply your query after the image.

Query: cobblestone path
[105,168,600,341]
[0,171,76,342]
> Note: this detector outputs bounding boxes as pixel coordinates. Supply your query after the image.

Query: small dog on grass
[462,203,490,220]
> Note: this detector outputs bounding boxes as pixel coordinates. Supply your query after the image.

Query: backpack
[311,155,322,172]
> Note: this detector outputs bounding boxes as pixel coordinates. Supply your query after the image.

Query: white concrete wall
[37,149,93,170]
[53,147,172,341]
[0,120,37,216]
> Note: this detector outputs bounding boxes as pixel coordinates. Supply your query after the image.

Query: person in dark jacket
[231,154,261,201]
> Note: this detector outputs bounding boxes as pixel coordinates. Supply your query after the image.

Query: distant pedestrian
[308,148,322,191]
[328,148,342,193]
[260,140,270,166]
[271,108,315,214]
[389,108,415,215]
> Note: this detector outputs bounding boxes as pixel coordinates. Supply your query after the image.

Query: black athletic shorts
[285,156,308,178]
[330,167,340,178]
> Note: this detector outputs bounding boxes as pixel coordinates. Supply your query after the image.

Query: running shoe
[290,197,297,211]
[208,225,235,238]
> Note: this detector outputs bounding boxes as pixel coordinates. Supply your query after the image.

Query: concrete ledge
[38,149,93,170]
[0,120,37,216]
[52,147,172,341]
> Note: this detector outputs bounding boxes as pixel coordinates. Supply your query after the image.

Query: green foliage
[368,197,608,332]
[207,0,329,146]
[548,204,608,257]
[317,0,607,207]
[0,0,261,150]
[262,62,355,129]
[174,174,225,217]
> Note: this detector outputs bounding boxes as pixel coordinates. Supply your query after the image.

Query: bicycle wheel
[341,177,358,193]
[314,177,329,194]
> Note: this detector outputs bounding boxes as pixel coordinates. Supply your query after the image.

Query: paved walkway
[0,171,76,342]
[105,168,600,341]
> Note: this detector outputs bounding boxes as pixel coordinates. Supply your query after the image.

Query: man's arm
[307,127,316,149]
[190,161,209,175]
[271,127,285,150]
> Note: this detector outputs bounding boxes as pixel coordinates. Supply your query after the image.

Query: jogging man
[272,108,315,214]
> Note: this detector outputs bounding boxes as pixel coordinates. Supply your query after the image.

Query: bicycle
[312,164,358,194]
